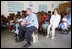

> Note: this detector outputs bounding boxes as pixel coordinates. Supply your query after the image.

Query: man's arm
[25,21,32,24]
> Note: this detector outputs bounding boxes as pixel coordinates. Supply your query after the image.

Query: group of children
[7,11,27,40]
[58,10,71,34]
[37,11,51,33]
[37,10,71,34]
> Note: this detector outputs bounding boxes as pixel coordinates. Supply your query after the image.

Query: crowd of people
[1,8,71,48]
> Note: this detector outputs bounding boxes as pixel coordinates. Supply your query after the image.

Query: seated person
[14,15,27,41]
[41,19,49,36]
[44,12,49,23]
[66,10,71,26]
[41,13,49,34]
[16,11,21,17]
[59,15,70,34]
[38,11,45,32]
[8,13,14,32]
[46,9,61,39]
[37,12,41,23]
[1,15,8,28]
[48,11,51,22]
[18,8,38,48]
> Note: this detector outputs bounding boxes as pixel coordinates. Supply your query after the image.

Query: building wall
[1,1,62,17]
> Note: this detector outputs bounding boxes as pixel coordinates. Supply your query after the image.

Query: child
[8,13,14,32]
[14,15,26,41]
[62,16,68,29]
[9,20,14,32]
[59,16,69,34]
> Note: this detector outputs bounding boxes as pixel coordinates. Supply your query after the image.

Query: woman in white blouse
[46,9,61,39]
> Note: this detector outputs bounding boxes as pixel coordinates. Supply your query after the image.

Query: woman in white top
[46,9,61,39]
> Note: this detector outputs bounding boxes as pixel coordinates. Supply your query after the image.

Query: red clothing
[38,15,46,32]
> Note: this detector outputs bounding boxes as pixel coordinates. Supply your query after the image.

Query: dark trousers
[18,25,37,43]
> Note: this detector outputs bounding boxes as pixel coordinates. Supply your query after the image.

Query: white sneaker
[11,30,15,32]
[51,37,55,39]
[46,35,49,38]
[15,30,19,35]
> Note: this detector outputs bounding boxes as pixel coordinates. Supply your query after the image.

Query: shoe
[11,30,15,32]
[46,35,49,38]
[51,36,55,39]
[16,38,24,42]
[22,43,31,48]
[14,33,17,37]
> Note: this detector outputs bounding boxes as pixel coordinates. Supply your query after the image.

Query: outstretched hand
[21,22,26,26]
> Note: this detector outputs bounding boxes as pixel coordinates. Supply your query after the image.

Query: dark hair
[52,11,54,15]
[17,11,20,13]
[45,12,47,15]
[22,10,26,13]
[48,11,51,13]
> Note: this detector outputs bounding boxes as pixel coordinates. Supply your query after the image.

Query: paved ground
[1,29,71,48]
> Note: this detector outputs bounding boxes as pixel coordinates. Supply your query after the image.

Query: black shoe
[22,43,31,48]
[16,38,24,42]
[14,33,17,37]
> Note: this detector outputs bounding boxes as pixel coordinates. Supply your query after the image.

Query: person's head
[45,12,47,15]
[9,13,12,16]
[54,9,58,15]
[17,11,20,16]
[12,13,15,17]
[38,12,41,18]
[22,10,26,15]
[41,11,44,14]
[41,11,44,16]
[61,11,67,17]
[26,8,32,15]
[48,11,51,16]
[63,11,67,15]
[17,11,21,15]
[67,9,71,15]
[1,14,4,18]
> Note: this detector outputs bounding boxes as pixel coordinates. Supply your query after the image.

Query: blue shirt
[66,14,71,25]
[26,13,39,29]
[59,22,69,30]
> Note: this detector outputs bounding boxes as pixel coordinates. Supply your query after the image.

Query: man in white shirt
[46,9,61,39]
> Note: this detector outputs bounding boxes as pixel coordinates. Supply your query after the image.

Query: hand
[21,22,26,26]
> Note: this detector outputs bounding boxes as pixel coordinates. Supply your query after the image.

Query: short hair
[22,10,25,12]
[17,11,20,13]
[48,11,51,13]
[26,8,32,12]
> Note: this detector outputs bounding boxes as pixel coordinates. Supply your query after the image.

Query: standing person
[46,9,61,39]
